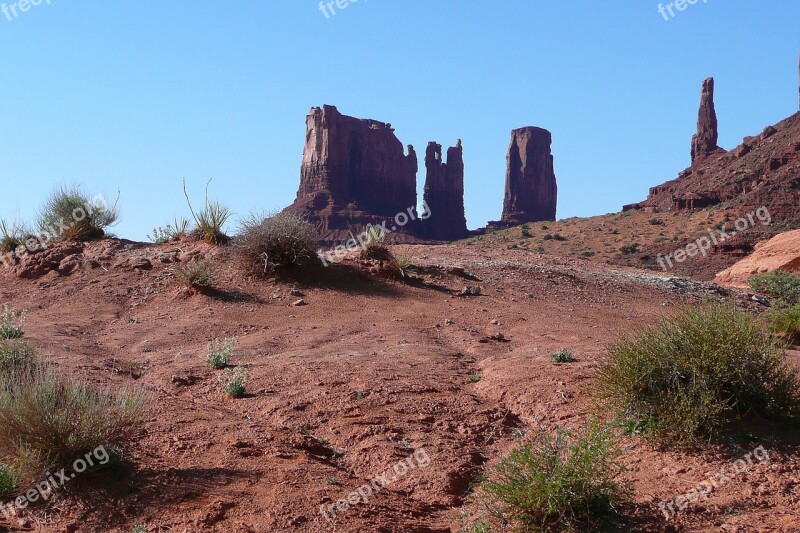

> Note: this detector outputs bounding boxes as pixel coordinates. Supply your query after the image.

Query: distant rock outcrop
[285,105,420,243]
[715,229,800,288]
[691,77,724,163]
[500,127,558,224]
[421,140,468,240]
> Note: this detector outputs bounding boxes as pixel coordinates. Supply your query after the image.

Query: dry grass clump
[235,212,320,272]
[37,185,118,242]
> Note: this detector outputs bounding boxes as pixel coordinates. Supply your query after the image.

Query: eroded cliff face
[421,140,468,240]
[501,127,558,224]
[286,105,421,243]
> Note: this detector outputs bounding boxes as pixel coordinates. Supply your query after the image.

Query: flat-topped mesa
[421,140,468,240]
[500,127,558,225]
[690,77,724,163]
[288,105,419,242]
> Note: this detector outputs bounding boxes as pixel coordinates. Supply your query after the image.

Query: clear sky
[1,1,798,241]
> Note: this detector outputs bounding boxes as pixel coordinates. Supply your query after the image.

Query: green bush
[478,423,626,531]
[38,185,118,242]
[0,365,147,470]
[176,260,215,290]
[763,304,800,345]
[235,212,319,272]
[0,464,17,498]
[599,306,800,446]
[0,340,36,376]
[0,219,27,254]
[219,366,247,398]
[0,304,25,340]
[619,244,640,255]
[749,270,800,305]
[551,349,576,363]
[207,338,233,369]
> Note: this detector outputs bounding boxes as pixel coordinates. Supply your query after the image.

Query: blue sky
[1,1,798,240]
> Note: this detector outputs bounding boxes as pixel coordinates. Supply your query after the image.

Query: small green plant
[552,233,567,242]
[460,519,491,533]
[326,477,341,486]
[0,304,26,340]
[219,366,247,398]
[0,464,18,498]
[619,243,640,255]
[37,185,119,242]
[176,260,215,290]
[477,423,626,531]
[235,212,320,272]
[763,304,800,345]
[521,227,533,238]
[207,338,233,369]
[749,270,800,305]
[467,374,482,384]
[649,218,665,226]
[599,305,800,446]
[132,526,147,533]
[551,349,576,363]
[183,178,231,244]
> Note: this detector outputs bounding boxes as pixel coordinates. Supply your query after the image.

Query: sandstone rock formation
[421,140,468,240]
[500,127,558,224]
[690,77,723,163]
[715,229,800,288]
[285,105,420,243]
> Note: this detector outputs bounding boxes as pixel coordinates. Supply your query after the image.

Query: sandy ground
[0,240,797,532]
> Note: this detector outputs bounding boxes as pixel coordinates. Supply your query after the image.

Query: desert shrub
[552,234,567,242]
[0,219,27,253]
[478,423,626,531]
[599,306,800,446]
[763,304,800,345]
[0,341,36,376]
[0,365,147,470]
[235,212,319,272]
[207,338,233,369]
[37,185,118,242]
[149,217,191,244]
[619,243,639,255]
[219,366,247,397]
[0,464,18,498]
[0,304,25,340]
[357,225,392,261]
[183,179,231,244]
[649,218,665,226]
[749,270,800,305]
[551,349,576,363]
[176,260,215,290]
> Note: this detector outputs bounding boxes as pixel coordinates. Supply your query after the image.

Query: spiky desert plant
[37,185,118,242]
[183,178,231,244]
[176,260,215,290]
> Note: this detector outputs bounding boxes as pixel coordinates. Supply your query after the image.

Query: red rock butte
[500,126,558,224]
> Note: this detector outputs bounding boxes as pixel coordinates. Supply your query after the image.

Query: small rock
[290,288,304,297]
[459,286,481,296]
[292,299,308,307]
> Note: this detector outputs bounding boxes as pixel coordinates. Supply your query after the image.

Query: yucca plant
[183,178,231,244]
[356,224,392,260]
[389,253,414,278]
[37,185,119,242]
